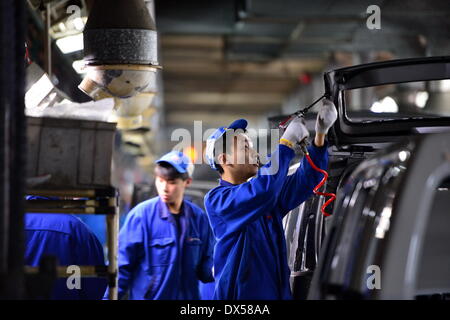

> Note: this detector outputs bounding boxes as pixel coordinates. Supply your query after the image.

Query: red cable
[25,42,31,65]
[278,115,293,129]
[304,152,336,217]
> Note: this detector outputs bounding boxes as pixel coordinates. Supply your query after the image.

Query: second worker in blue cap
[204,99,337,299]
[104,150,214,299]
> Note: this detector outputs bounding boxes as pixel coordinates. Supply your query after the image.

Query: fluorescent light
[440,79,450,91]
[370,96,398,113]
[415,91,429,108]
[72,59,86,74]
[56,33,83,54]
[25,73,54,108]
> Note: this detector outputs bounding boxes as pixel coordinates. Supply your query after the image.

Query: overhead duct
[113,93,156,129]
[79,0,160,129]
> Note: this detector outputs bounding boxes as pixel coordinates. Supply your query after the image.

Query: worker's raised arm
[277,99,336,215]
[277,142,329,214]
[205,144,295,235]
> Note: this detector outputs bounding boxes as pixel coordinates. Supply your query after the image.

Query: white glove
[281,116,309,146]
[315,99,337,135]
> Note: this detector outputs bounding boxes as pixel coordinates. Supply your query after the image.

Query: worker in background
[204,99,338,299]
[25,196,107,300]
[105,151,214,300]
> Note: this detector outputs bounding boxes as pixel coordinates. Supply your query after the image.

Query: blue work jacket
[204,143,328,300]
[25,212,107,299]
[110,197,214,300]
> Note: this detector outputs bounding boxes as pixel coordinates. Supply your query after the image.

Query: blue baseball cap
[155,151,194,176]
[205,119,248,170]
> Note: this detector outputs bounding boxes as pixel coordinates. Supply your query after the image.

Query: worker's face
[155,175,192,205]
[221,133,260,180]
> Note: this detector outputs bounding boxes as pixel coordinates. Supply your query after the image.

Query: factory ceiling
[25,0,450,178]
[154,0,450,129]
[27,0,450,128]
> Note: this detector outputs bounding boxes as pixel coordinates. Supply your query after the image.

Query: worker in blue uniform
[204,99,338,299]
[25,196,107,300]
[105,151,214,300]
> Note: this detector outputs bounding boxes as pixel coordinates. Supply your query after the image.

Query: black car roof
[325,56,450,146]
